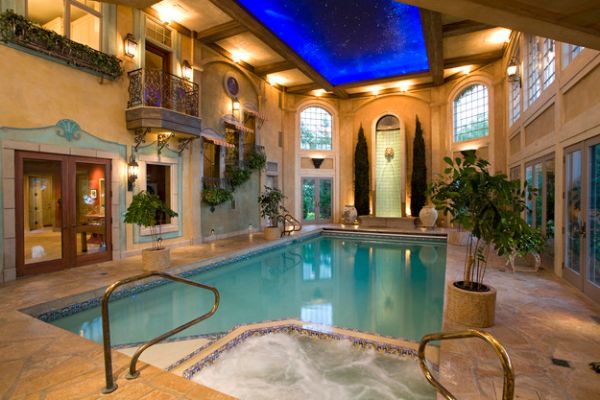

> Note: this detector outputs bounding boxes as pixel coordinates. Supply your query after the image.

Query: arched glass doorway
[375,115,403,217]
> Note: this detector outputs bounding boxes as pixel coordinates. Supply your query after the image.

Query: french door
[301,177,332,224]
[525,154,555,263]
[16,152,112,276]
[564,137,600,303]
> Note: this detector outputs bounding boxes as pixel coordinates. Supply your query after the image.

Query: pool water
[194,333,436,400]
[51,234,446,346]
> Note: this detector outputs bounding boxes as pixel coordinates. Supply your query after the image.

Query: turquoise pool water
[50,234,446,346]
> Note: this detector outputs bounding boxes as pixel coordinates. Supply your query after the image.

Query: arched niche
[373,114,406,217]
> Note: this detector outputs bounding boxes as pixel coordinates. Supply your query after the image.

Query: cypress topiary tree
[354,124,370,215]
[411,115,427,216]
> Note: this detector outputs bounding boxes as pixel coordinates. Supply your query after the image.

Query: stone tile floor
[0,225,599,399]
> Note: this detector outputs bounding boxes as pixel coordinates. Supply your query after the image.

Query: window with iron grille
[300,106,333,150]
[453,84,489,142]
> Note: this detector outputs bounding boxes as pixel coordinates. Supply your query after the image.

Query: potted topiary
[124,191,178,271]
[429,151,543,327]
[258,186,286,240]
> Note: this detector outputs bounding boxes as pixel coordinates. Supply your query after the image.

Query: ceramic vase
[419,205,438,228]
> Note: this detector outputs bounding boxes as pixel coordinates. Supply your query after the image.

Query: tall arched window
[453,84,489,142]
[300,106,332,150]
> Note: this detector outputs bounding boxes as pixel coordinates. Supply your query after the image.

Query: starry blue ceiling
[236,0,430,86]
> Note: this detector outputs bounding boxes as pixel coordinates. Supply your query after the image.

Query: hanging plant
[202,188,233,210]
[226,165,252,188]
[246,149,267,171]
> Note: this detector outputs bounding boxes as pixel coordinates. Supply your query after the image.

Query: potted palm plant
[124,191,178,271]
[429,151,543,327]
[258,186,286,240]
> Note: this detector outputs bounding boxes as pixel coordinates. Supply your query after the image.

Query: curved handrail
[280,213,302,236]
[418,329,514,400]
[101,271,220,394]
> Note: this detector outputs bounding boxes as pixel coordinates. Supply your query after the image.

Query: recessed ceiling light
[267,75,287,86]
[488,28,511,44]
[313,89,326,97]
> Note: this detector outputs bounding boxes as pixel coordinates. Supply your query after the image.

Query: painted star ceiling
[236,0,429,86]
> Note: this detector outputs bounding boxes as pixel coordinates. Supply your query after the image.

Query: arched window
[300,106,332,150]
[453,84,489,142]
[376,115,400,131]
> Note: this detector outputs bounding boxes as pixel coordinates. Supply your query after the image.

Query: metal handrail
[280,213,302,236]
[418,329,514,400]
[100,271,220,394]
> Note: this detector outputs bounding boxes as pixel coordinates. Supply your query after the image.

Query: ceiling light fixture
[313,89,326,97]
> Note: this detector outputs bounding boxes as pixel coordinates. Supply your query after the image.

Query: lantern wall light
[124,33,137,58]
[127,152,139,191]
[182,60,193,81]
[506,57,520,85]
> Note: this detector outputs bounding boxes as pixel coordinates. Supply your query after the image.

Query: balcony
[125,68,201,137]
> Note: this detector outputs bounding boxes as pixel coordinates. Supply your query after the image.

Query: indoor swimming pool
[46,232,447,346]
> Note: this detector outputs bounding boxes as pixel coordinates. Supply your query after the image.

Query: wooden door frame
[16,152,69,276]
[15,152,113,277]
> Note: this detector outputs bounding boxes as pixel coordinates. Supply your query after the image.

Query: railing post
[101,288,117,394]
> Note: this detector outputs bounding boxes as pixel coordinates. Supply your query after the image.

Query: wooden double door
[16,152,112,276]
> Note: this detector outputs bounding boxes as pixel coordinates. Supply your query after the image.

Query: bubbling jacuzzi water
[193,333,435,400]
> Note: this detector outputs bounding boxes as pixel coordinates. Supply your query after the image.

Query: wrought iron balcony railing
[127,68,199,117]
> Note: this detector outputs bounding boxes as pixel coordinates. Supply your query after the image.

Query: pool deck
[0,225,599,399]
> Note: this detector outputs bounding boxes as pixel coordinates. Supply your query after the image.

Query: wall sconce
[232,97,240,113]
[182,60,193,81]
[311,158,324,169]
[506,58,520,85]
[124,33,137,58]
[127,153,139,191]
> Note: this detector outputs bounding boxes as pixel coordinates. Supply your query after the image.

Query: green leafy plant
[354,124,370,215]
[124,191,177,250]
[202,188,233,208]
[429,150,544,291]
[258,186,286,227]
[226,165,252,188]
[0,10,122,79]
[246,148,267,171]
[411,115,427,216]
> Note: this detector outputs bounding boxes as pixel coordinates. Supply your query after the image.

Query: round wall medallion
[224,75,240,97]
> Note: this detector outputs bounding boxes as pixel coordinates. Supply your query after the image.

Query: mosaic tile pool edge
[179,324,429,380]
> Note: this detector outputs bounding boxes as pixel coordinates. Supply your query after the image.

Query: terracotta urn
[142,247,170,271]
[419,205,438,228]
[343,205,358,224]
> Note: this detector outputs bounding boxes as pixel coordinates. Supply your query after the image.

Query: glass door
[16,153,67,276]
[525,154,555,262]
[16,153,112,276]
[301,177,333,224]
[564,138,600,303]
[71,157,112,267]
[564,146,582,289]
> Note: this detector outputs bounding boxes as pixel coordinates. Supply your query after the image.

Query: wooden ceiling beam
[286,83,322,94]
[443,49,503,68]
[335,71,431,90]
[196,21,247,44]
[420,9,444,86]
[205,0,345,97]
[395,0,600,50]
[348,81,435,98]
[254,61,296,76]
[443,20,493,37]
[203,43,256,73]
